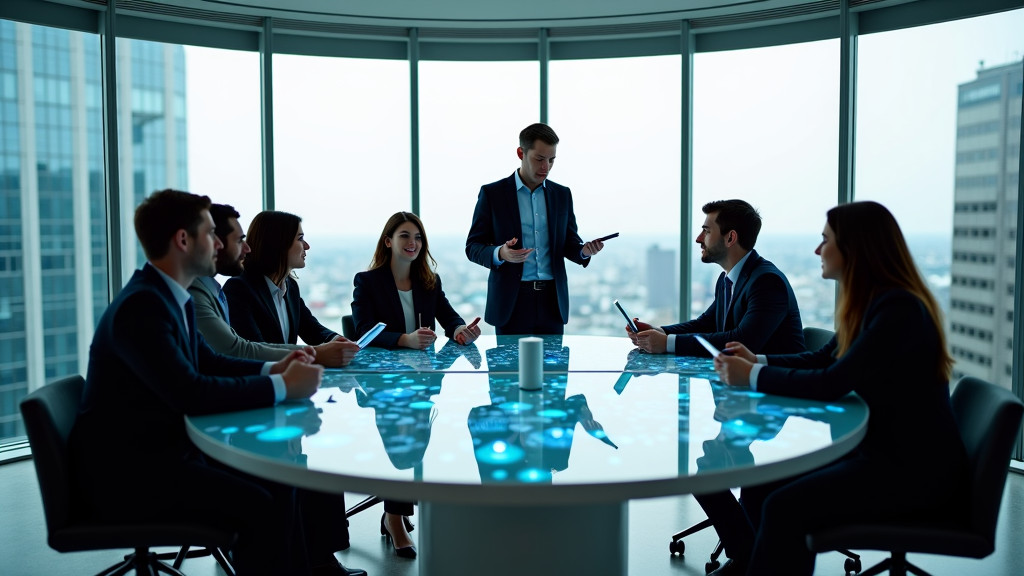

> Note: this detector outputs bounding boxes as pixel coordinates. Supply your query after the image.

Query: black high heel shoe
[380,513,417,559]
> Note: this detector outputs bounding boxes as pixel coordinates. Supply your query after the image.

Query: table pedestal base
[418,500,628,576]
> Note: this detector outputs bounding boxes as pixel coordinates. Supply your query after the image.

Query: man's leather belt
[522,280,553,291]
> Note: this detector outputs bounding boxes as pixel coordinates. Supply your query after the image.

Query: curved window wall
[550,55,682,333]
[273,55,410,337]
[693,40,839,330]
[419,60,538,335]
[856,10,1024,389]
[1,2,1023,455]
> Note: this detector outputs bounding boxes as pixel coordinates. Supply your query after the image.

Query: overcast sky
[184,9,1023,241]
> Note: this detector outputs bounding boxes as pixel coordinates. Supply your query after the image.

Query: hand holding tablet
[695,335,726,358]
[355,322,387,349]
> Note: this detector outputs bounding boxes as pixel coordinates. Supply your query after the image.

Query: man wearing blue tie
[188,204,359,367]
[630,199,805,357]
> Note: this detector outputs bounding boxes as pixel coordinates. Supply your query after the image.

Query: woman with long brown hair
[708,201,968,575]
[350,211,481,559]
[352,211,481,350]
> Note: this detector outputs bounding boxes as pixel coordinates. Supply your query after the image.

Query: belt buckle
[533,281,548,291]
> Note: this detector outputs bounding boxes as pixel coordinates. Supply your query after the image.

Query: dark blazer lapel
[715,272,728,330]
[285,278,301,344]
[143,266,195,364]
[543,182,562,253]
[504,173,524,241]
[253,274,286,344]
[726,250,761,328]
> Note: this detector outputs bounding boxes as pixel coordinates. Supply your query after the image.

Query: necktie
[721,276,733,331]
[185,298,198,362]
[217,287,231,324]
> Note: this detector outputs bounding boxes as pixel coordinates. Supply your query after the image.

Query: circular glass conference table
[186,335,868,576]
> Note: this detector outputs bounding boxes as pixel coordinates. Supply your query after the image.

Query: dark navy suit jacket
[466,172,589,328]
[664,250,805,356]
[351,265,465,349]
[758,288,966,471]
[71,264,272,476]
[224,269,338,346]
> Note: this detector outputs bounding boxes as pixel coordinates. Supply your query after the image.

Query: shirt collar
[264,275,287,296]
[727,251,753,286]
[514,169,546,193]
[198,275,222,294]
[147,263,192,309]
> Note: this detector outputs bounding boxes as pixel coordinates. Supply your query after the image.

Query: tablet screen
[355,322,387,349]
[614,300,638,333]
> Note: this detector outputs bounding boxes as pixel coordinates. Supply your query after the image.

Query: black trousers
[495,281,564,335]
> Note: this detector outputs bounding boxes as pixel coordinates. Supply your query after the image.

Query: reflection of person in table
[469,340,616,484]
[354,373,442,477]
[708,202,968,576]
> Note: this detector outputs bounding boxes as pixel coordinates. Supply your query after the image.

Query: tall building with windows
[949,60,1023,387]
[0,22,186,440]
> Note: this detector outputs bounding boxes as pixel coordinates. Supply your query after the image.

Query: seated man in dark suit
[630,199,805,356]
[629,199,805,575]
[69,189,363,575]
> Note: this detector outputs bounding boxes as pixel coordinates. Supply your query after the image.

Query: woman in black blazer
[352,211,481,350]
[351,211,481,558]
[710,201,968,576]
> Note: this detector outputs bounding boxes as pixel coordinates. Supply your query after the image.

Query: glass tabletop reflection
[188,365,867,501]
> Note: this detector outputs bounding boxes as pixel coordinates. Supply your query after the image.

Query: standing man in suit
[466,123,606,335]
[69,189,333,574]
[630,199,805,356]
[189,204,359,366]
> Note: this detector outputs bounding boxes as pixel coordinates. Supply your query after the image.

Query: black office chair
[802,326,835,350]
[669,327,844,573]
[808,376,1024,576]
[20,374,237,576]
[342,314,356,340]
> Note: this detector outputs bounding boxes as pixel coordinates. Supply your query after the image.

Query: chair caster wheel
[669,539,685,555]
[705,560,720,574]
[844,557,862,574]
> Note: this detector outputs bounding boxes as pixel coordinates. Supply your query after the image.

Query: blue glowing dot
[497,401,532,412]
[409,385,428,391]
[475,441,525,464]
[257,426,304,442]
[491,470,509,480]
[375,388,416,400]
[549,428,565,439]
[825,405,846,413]
[747,391,766,398]
[244,425,267,433]
[678,393,690,400]
[807,406,826,413]
[409,401,434,410]
[221,426,239,434]
[537,409,568,418]
[284,406,309,416]
[516,468,552,483]
[591,429,608,439]
[723,419,758,436]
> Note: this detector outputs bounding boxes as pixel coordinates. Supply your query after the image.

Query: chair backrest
[802,326,834,351]
[342,314,355,340]
[950,376,1024,545]
[19,374,85,538]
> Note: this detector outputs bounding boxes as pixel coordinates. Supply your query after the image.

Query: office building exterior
[0,22,186,442]
[949,60,1023,388]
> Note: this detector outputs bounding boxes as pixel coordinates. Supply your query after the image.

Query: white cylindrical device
[518,337,543,390]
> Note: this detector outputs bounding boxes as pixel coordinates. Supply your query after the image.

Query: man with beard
[629,199,805,356]
[185,203,366,575]
[189,204,359,367]
[627,199,805,576]
[70,189,325,574]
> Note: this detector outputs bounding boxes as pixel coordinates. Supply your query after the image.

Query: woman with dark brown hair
[707,201,968,575]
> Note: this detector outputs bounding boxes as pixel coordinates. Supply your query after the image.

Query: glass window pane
[694,40,839,331]
[551,55,682,334]
[419,61,539,336]
[0,21,106,446]
[857,9,1024,388]
[273,55,410,337]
